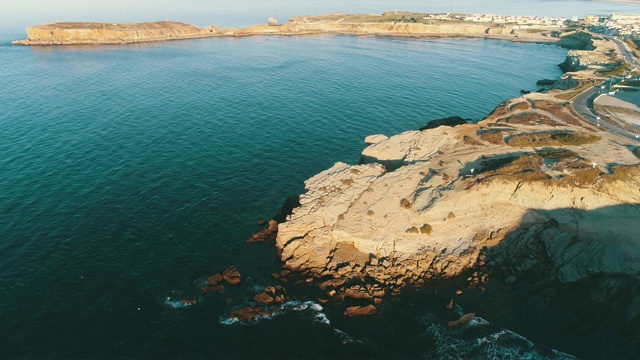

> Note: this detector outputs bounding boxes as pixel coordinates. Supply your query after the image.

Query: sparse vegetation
[478,128,515,145]
[405,226,419,234]
[510,102,530,111]
[463,135,483,146]
[607,164,640,181]
[419,224,433,235]
[506,131,600,147]
[499,112,561,126]
[626,38,640,58]
[596,62,630,77]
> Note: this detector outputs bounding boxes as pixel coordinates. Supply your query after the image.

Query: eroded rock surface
[276,92,640,310]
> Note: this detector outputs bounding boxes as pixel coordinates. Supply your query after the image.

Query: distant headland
[10,12,626,47]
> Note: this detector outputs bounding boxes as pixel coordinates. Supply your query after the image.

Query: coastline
[13,13,576,47]
[245,29,640,357]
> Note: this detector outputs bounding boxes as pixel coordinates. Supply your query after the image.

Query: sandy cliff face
[234,21,515,38]
[276,93,640,305]
[13,21,214,45]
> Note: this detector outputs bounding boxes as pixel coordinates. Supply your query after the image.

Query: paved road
[570,37,640,143]
[607,36,639,69]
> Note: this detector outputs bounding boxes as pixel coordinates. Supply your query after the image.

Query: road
[607,36,639,70]
[570,36,640,143]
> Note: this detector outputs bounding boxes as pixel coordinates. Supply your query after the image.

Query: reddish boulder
[253,292,275,304]
[445,299,454,310]
[228,306,273,322]
[344,305,377,317]
[222,267,242,285]
[207,273,224,286]
[247,220,278,243]
[448,312,475,328]
[180,299,197,306]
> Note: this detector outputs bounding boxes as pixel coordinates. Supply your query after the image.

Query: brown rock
[257,219,267,226]
[448,312,475,328]
[222,267,242,285]
[207,273,224,286]
[201,284,224,293]
[345,285,372,299]
[268,220,278,230]
[228,306,273,322]
[268,17,278,26]
[181,299,197,306]
[445,299,454,310]
[253,292,274,304]
[247,220,278,243]
[265,286,276,295]
[344,305,377,317]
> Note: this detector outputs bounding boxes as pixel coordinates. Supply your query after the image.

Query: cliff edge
[273,41,640,353]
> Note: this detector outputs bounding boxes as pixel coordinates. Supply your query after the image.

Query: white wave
[334,328,357,344]
[421,313,576,360]
[164,297,197,308]
[313,311,331,325]
[220,300,326,325]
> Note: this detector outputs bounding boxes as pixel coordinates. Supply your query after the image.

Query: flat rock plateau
[12,21,214,45]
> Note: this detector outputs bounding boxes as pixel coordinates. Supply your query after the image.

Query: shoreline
[12,13,577,47]
[245,28,640,357]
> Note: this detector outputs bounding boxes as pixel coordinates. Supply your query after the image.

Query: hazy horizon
[2,0,640,38]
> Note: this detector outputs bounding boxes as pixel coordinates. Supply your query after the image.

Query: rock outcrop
[275,92,640,309]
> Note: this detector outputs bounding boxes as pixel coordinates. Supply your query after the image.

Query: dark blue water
[0,34,573,358]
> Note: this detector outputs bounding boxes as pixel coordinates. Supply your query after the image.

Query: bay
[0,33,576,358]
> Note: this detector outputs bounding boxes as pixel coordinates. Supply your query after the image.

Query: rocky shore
[263,33,639,354]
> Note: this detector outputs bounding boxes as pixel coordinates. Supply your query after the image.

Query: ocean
[0,1,636,358]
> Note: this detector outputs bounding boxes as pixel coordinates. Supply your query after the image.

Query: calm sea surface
[5,0,638,354]
[0,33,579,358]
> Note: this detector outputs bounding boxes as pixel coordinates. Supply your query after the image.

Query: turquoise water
[0,34,575,358]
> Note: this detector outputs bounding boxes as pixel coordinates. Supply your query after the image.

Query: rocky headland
[14,12,592,46]
[264,34,640,354]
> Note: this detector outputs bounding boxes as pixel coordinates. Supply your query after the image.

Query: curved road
[571,37,640,143]
[608,36,639,69]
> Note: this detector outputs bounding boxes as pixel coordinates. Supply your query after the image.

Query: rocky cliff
[276,93,640,300]
[13,21,215,45]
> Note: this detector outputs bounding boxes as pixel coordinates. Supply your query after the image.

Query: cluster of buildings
[421,13,578,27]
[420,12,639,38]
[586,14,640,38]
